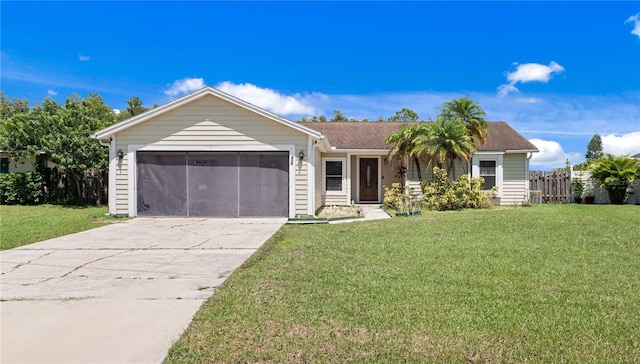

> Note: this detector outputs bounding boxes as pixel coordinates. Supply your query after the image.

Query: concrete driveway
[0,217,285,364]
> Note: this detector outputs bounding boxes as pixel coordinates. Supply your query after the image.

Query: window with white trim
[323,158,346,193]
[479,160,496,190]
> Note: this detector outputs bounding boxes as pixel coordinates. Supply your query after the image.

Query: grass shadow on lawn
[167,204,640,363]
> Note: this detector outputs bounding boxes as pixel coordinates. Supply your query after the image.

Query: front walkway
[329,204,391,224]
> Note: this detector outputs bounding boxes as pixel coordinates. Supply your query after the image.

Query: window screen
[479,160,496,190]
[325,160,343,191]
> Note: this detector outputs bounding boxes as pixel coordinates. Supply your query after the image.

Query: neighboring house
[0,151,55,174]
[91,87,538,218]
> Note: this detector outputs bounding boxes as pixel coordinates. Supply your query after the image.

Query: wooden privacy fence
[43,168,108,205]
[529,170,571,203]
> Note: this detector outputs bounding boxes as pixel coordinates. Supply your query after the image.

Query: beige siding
[407,159,467,183]
[114,158,129,214]
[117,96,305,146]
[320,153,349,206]
[502,153,528,205]
[349,155,357,202]
[113,94,309,216]
[294,161,308,214]
[314,147,323,214]
[380,157,403,189]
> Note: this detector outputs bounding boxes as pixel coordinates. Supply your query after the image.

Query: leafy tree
[116,96,149,121]
[412,116,474,178]
[300,115,327,122]
[388,108,419,122]
[585,134,604,161]
[42,94,116,199]
[1,93,117,203]
[0,97,58,161]
[439,96,488,144]
[331,110,348,122]
[385,123,429,180]
[0,92,30,120]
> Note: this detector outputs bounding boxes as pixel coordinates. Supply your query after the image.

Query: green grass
[1,205,112,250]
[167,204,640,363]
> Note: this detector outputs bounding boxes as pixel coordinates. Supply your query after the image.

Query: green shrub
[0,171,44,205]
[421,167,494,211]
[383,183,410,211]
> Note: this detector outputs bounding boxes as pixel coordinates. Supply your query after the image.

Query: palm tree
[412,116,474,178]
[589,154,639,204]
[385,123,429,180]
[440,96,488,145]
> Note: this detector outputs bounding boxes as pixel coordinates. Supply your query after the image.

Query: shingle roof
[305,121,538,152]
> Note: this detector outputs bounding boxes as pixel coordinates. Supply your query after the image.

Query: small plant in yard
[571,177,584,203]
[588,154,639,204]
[421,167,493,211]
[383,182,410,211]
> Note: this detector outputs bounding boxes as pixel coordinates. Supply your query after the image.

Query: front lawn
[0,205,111,250]
[167,204,640,363]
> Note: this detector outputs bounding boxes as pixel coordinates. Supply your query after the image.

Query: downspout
[307,135,314,216]
[311,141,321,216]
[526,152,533,201]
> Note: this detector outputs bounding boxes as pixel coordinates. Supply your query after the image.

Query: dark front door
[359,158,378,202]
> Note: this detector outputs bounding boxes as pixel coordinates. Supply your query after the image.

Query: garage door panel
[188,153,238,217]
[239,153,288,217]
[137,151,288,217]
[137,152,187,216]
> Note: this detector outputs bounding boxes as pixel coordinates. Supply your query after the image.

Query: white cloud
[626,13,640,38]
[164,77,205,97]
[78,54,90,62]
[47,90,57,96]
[497,83,519,97]
[601,132,640,156]
[529,138,583,169]
[507,61,565,83]
[215,81,317,116]
[498,61,565,96]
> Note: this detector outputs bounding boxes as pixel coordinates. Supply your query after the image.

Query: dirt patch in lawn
[316,205,361,219]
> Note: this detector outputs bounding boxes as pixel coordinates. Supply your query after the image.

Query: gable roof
[92,87,323,140]
[305,121,538,152]
[479,122,538,152]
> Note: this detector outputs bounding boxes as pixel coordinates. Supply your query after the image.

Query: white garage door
[136,151,289,217]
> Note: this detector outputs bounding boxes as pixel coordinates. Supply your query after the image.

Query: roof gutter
[325,148,389,154]
[505,149,539,153]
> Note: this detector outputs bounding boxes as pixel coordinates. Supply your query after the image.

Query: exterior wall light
[298,150,304,161]
[117,150,124,160]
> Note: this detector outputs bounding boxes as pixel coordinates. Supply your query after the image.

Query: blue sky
[2,1,639,170]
